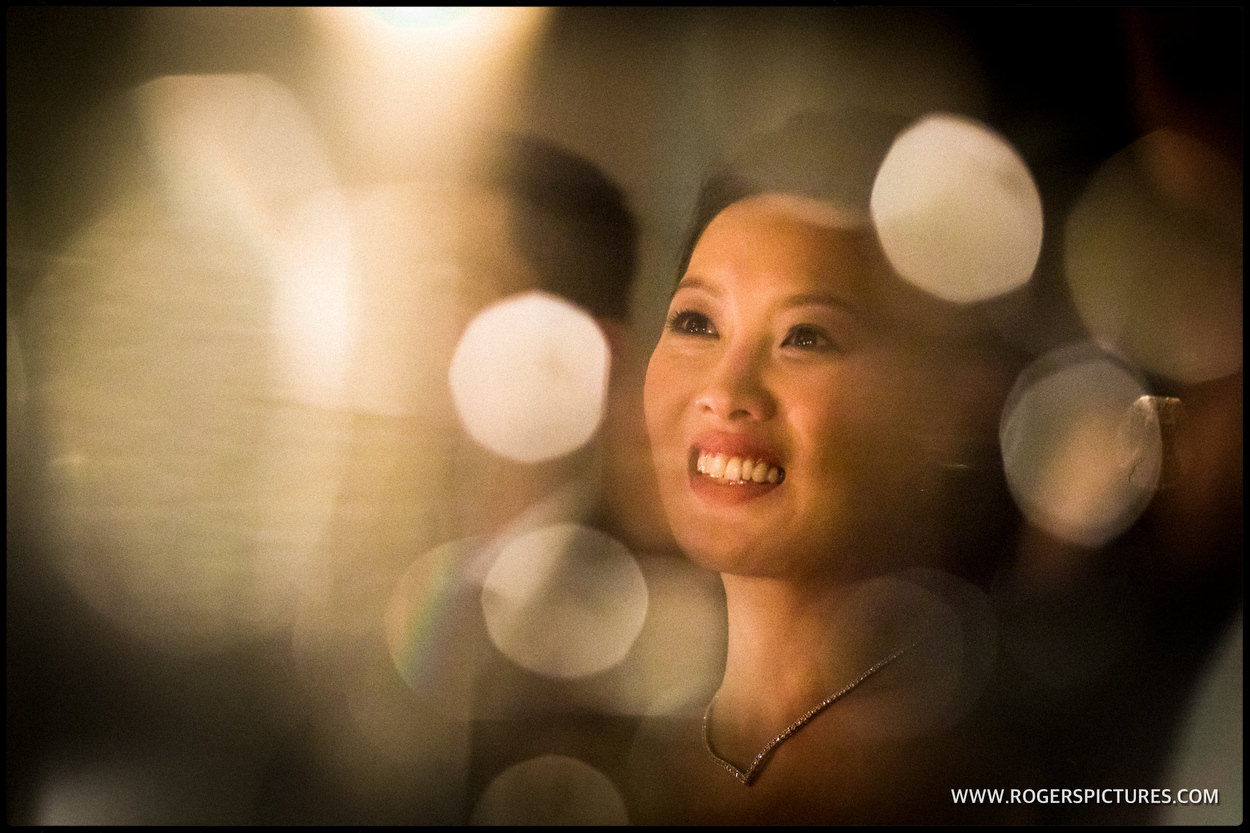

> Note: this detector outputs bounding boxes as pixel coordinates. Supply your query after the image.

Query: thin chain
[701,642,917,786]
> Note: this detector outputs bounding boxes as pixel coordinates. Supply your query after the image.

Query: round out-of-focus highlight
[469,754,630,825]
[1064,129,1242,385]
[999,345,1160,549]
[480,523,648,680]
[449,291,610,463]
[384,537,485,718]
[871,113,1043,304]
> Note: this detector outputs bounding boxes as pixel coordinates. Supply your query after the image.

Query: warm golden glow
[303,7,550,173]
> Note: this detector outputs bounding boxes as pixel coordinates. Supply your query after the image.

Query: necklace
[701,642,916,786]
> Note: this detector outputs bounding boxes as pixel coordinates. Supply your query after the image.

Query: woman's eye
[667,309,717,338]
[782,324,834,351]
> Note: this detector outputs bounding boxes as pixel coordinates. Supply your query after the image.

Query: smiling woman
[629,109,1037,824]
[648,112,1029,587]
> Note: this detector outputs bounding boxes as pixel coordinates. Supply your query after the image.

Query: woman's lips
[686,438,785,505]
[694,450,783,484]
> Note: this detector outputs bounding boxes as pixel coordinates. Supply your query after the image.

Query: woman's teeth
[696,451,783,484]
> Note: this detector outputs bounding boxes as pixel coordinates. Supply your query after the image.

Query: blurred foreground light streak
[1064,129,1242,385]
[871,113,1043,304]
[135,72,359,407]
[999,344,1161,549]
[1161,612,1244,826]
[366,7,477,29]
[305,7,549,176]
[22,73,360,654]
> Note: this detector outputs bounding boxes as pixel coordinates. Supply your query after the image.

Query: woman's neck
[710,570,935,759]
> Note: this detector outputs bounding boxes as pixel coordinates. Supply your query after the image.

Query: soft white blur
[480,523,648,679]
[23,72,359,655]
[1064,129,1242,385]
[470,755,631,825]
[385,524,727,721]
[1000,344,1159,548]
[871,113,1043,303]
[449,292,610,463]
[304,7,550,175]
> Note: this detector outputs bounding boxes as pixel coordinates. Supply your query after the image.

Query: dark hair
[474,132,638,320]
[677,108,911,281]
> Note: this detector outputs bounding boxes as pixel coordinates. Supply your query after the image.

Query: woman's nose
[694,343,775,421]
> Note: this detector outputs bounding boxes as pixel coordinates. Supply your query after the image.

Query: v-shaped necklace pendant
[701,642,916,786]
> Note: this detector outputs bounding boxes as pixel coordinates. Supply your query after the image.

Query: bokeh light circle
[1064,129,1242,384]
[383,537,486,718]
[480,523,648,679]
[1000,345,1159,548]
[871,113,1043,303]
[470,754,630,825]
[449,291,609,463]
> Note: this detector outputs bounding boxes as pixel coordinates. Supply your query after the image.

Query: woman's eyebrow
[781,291,860,318]
[670,275,722,300]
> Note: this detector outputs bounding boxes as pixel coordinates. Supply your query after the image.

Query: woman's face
[644,193,1003,581]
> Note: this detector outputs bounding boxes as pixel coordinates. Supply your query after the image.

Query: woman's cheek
[642,347,675,446]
